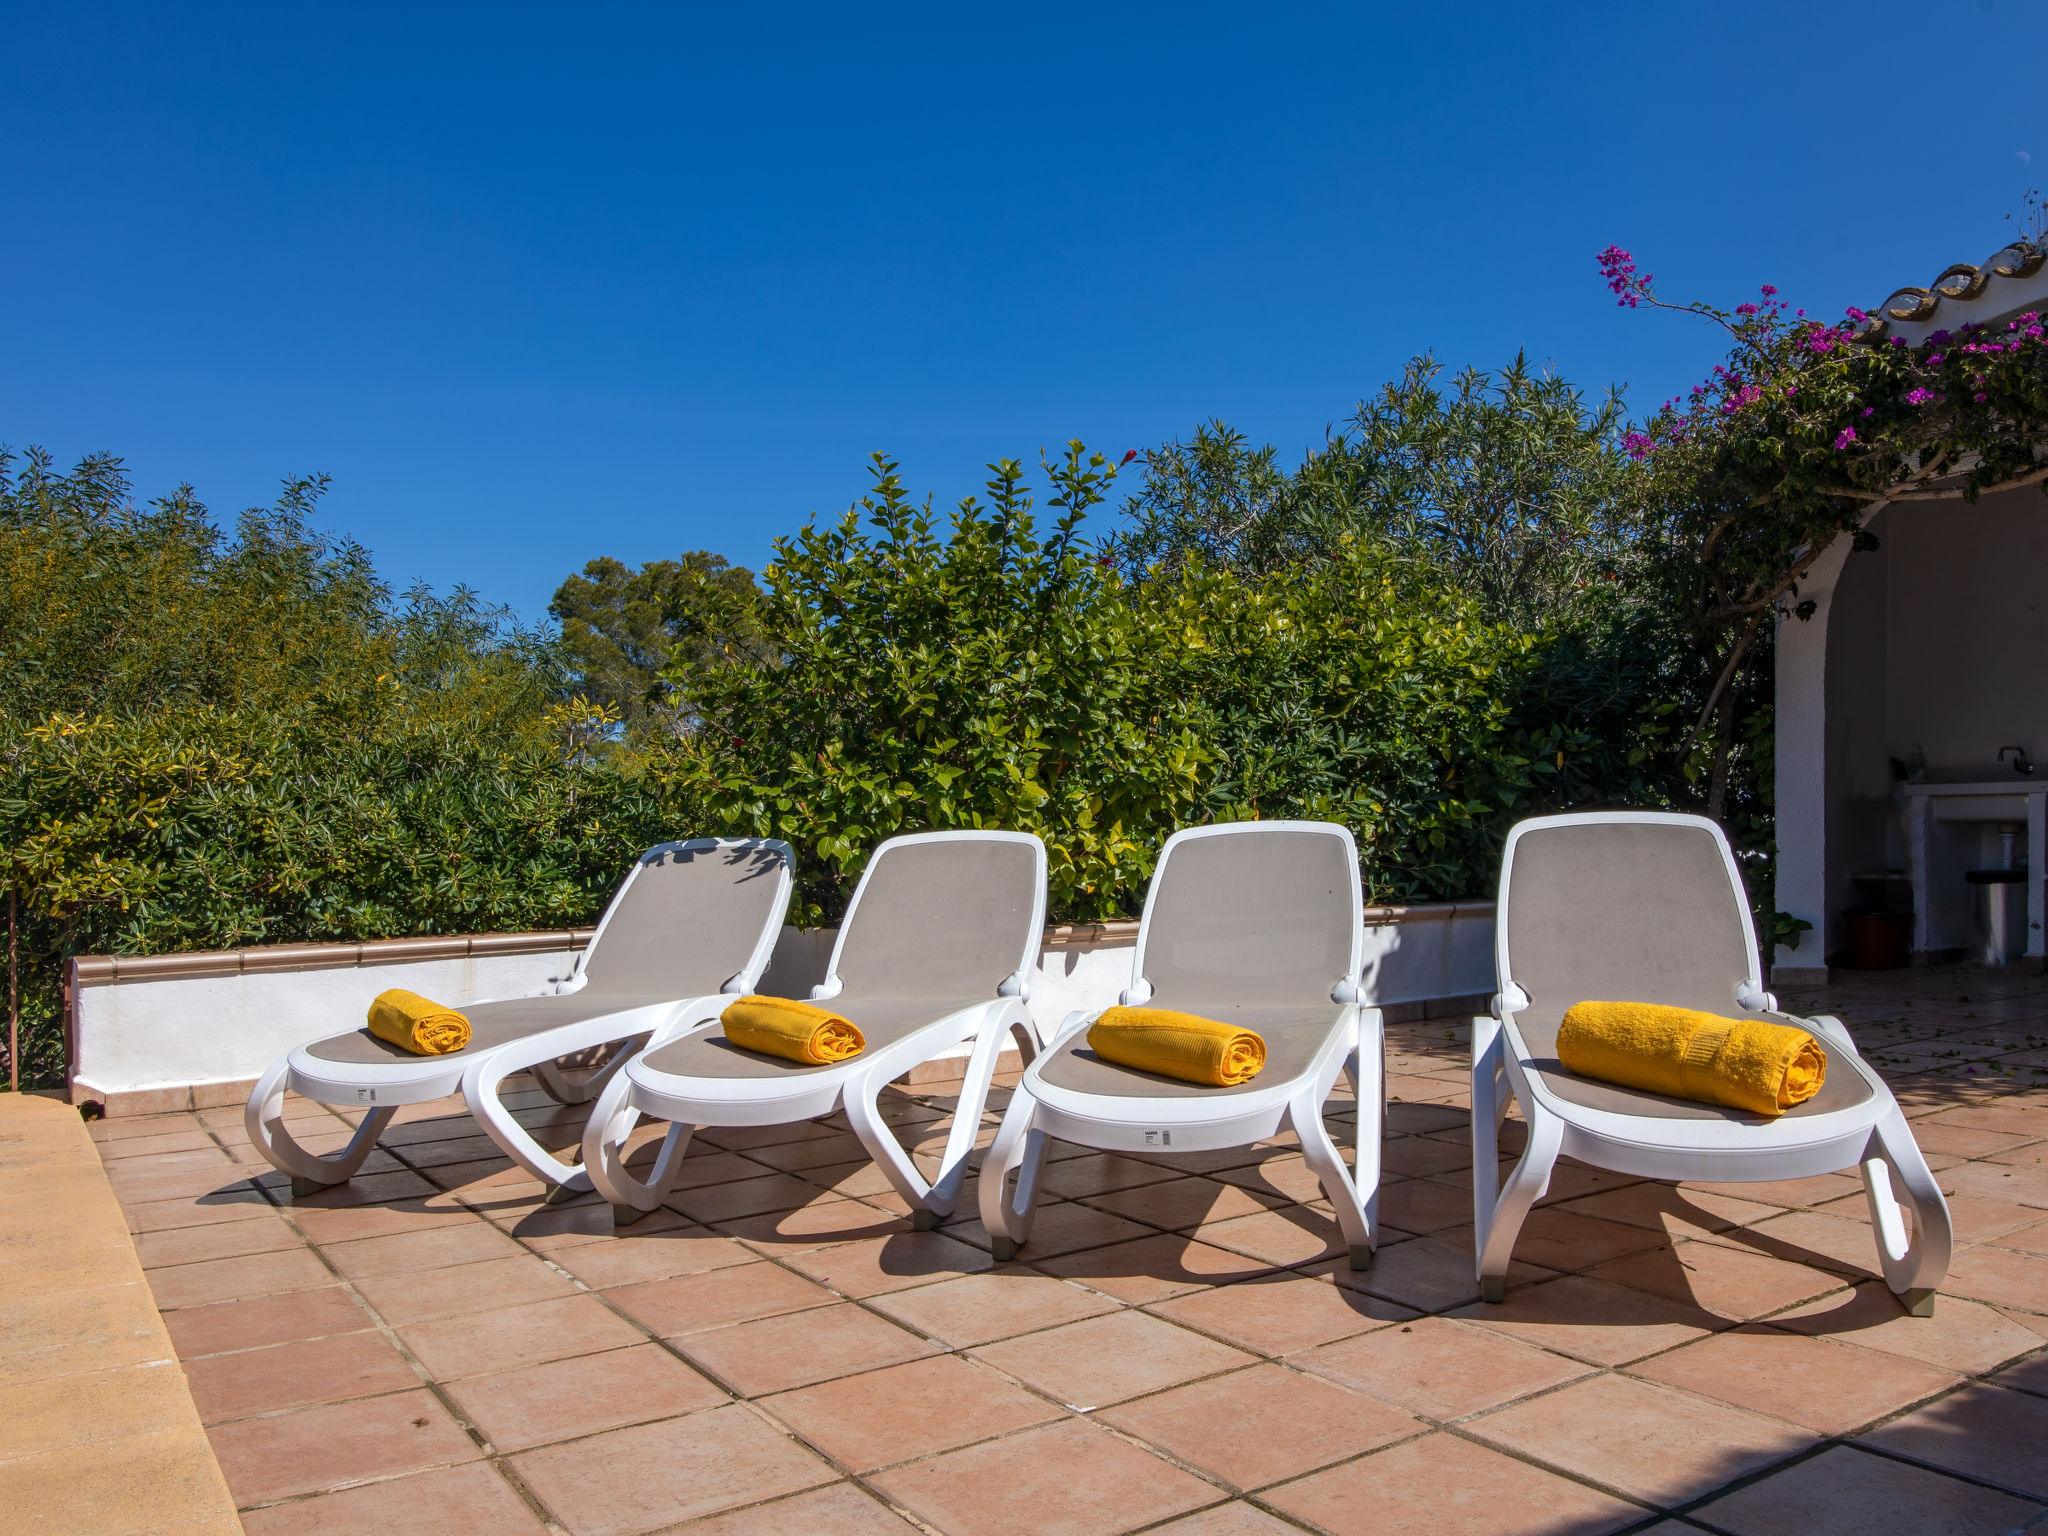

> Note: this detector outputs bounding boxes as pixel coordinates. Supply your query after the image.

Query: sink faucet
[1999,745,2035,775]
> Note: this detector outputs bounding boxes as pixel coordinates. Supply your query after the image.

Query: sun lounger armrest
[998,970,1031,1002]
[810,977,845,1002]
[1736,980,1779,1013]
[1492,983,1530,1017]
[1119,977,1154,1007]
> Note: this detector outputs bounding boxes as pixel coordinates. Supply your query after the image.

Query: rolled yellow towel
[1557,1000,1826,1117]
[367,989,472,1056]
[721,995,865,1065]
[1088,1006,1266,1087]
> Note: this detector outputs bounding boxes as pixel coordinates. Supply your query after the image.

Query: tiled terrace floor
[95,966,2048,1535]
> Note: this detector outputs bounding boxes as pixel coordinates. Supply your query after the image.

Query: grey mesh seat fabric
[300,840,793,1068]
[981,821,1384,1270]
[583,831,1048,1230]
[246,839,793,1199]
[1473,811,1951,1312]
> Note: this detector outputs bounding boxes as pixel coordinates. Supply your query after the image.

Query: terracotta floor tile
[1770,1283,2048,1373]
[1195,1207,1347,1267]
[1037,1152,1186,1199]
[1262,1429,1641,1536]
[94,1126,219,1160]
[161,1286,370,1357]
[397,1293,647,1380]
[782,1230,993,1297]
[445,1341,726,1452]
[605,1260,837,1337]
[1293,1314,1590,1420]
[121,1186,278,1234]
[147,1246,335,1311]
[1338,1234,1554,1313]
[1217,1153,1347,1207]
[1909,1121,2040,1159]
[990,1199,1158,1260]
[237,1461,549,1535]
[1155,1267,1415,1356]
[206,1387,479,1505]
[679,1301,936,1396]
[1631,1324,1962,1434]
[1929,1159,2048,1206]
[696,1118,849,1151]
[134,1215,298,1270]
[1383,1134,1473,1178]
[1860,1381,2048,1497]
[1996,1348,2048,1396]
[1448,1273,1720,1365]
[185,1327,418,1422]
[868,1416,1215,1536]
[322,1221,526,1279]
[764,1353,1063,1471]
[1142,1506,1305,1536]
[1466,1372,1812,1505]
[1082,1175,1285,1231]
[669,1173,842,1224]
[1103,1361,1419,1488]
[1586,1237,1847,1320]
[865,1268,1122,1348]
[1525,1158,1643,1206]
[715,1198,912,1250]
[1945,1196,2048,1245]
[1729,1210,1884,1279]
[550,1226,755,1289]
[1548,1181,1793,1240]
[673,1482,923,1534]
[1686,1443,2043,1536]
[276,1168,439,1206]
[499,1200,693,1249]
[969,1309,1254,1408]
[287,1197,475,1245]
[1374,1177,1475,1235]
[663,1149,793,1188]
[1034,1233,1273,1304]
[742,1133,870,1171]
[1943,1241,2048,1312]
[352,1254,583,1326]
[511,1401,835,1536]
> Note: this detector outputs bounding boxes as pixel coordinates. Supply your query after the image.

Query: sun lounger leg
[583,1070,695,1226]
[978,1084,1049,1260]
[245,1057,395,1195]
[1474,1064,1559,1304]
[462,1047,600,1196]
[1295,1082,1373,1269]
[1862,1106,1953,1316]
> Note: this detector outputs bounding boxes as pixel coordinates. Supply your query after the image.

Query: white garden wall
[70,903,1496,1115]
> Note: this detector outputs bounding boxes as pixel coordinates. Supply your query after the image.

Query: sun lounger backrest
[826,832,1046,1003]
[577,839,792,996]
[1501,814,1758,1016]
[1136,823,1362,1009]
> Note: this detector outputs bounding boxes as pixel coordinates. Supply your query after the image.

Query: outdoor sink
[1902,772,2036,822]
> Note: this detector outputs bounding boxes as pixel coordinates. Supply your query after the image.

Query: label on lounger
[357,1088,379,1102]
[1144,1130,1173,1146]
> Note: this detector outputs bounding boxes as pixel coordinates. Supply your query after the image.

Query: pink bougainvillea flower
[1862,407,1874,417]
[1835,427,1858,449]
[1760,284,1778,296]
[1975,392,1989,402]
[1906,388,1935,405]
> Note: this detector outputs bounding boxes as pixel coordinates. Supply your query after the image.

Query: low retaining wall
[70,902,1497,1115]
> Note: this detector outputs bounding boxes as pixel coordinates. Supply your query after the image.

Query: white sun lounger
[246,838,793,1199]
[1473,810,1952,1311]
[583,830,1047,1228]
[979,820,1381,1269]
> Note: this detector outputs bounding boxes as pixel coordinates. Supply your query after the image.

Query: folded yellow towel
[1557,1000,1827,1117]
[721,995,865,1065]
[367,989,472,1056]
[1088,1006,1266,1087]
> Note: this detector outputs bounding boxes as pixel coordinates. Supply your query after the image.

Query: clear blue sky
[4,3,2044,622]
